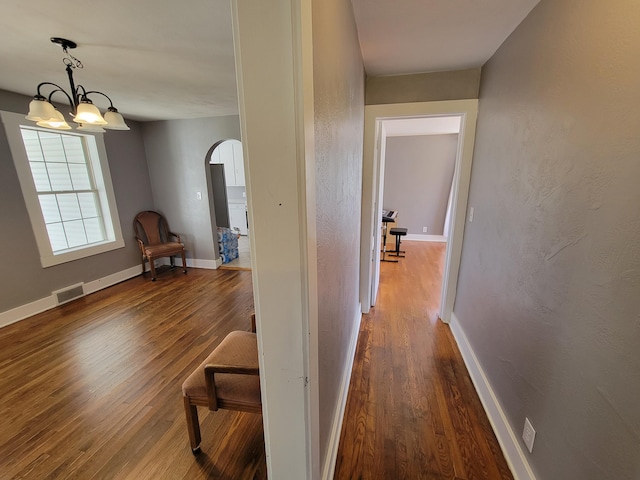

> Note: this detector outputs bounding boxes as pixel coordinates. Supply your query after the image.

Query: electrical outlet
[196,192,202,200]
[469,207,475,223]
[422,227,428,233]
[522,417,536,453]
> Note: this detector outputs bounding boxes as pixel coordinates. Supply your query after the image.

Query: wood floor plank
[334,241,514,480]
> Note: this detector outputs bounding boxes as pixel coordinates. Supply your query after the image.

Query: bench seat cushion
[182,331,260,406]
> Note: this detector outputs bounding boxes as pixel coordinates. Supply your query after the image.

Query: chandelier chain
[62,47,83,70]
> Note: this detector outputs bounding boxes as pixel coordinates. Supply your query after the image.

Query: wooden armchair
[134,210,187,281]
[181,315,261,454]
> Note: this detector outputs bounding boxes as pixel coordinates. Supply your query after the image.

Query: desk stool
[388,228,407,258]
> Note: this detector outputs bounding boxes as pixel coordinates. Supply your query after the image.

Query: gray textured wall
[313,0,365,463]
[454,1,640,478]
[383,134,457,236]
[366,68,481,105]
[0,89,153,313]
[141,116,241,263]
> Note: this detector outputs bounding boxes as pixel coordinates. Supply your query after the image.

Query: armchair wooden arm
[167,230,182,243]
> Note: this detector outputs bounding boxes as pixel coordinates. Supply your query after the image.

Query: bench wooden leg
[183,396,202,454]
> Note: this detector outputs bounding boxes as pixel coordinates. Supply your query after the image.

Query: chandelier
[25,37,130,132]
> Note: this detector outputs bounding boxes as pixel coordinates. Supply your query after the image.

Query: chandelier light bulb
[37,110,71,130]
[75,101,108,125]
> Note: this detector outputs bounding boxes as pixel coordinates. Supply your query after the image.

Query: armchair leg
[149,258,157,281]
[181,250,187,274]
[183,396,201,454]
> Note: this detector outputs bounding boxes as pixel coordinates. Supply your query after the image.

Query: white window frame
[1,110,125,268]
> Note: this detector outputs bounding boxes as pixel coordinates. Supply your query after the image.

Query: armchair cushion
[143,242,184,258]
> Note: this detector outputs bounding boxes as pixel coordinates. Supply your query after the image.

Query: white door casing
[359,100,478,322]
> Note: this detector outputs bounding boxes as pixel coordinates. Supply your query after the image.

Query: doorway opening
[381,115,460,244]
[359,100,479,323]
[205,139,251,271]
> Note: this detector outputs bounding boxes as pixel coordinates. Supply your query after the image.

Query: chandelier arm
[82,90,116,109]
[36,82,75,110]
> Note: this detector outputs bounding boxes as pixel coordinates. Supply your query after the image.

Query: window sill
[40,238,126,268]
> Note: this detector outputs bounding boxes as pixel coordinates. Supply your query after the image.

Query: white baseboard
[449,313,536,480]
[0,264,143,330]
[187,257,222,269]
[0,296,57,330]
[1,258,228,330]
[405,234,447,242]
[322,304,363,480]
[84,265,142,295]
[157,257,222,270]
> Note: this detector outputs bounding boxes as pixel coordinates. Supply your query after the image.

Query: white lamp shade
[37,110,72,130]
[26,99,58,122]
[75,102,107,125]
[103,110,130,130]
[77,123,106,133]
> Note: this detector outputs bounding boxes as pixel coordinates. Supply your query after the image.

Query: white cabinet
[229,203,248,235]
[212,140,245,186]
[232,142,245,186]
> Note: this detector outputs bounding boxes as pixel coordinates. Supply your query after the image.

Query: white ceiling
[0,0,539,122]
[0,1,237,121]
[351,0,540,76]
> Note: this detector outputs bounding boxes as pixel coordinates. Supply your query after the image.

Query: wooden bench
[181,316,261,453]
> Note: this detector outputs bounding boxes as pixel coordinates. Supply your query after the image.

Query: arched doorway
[204,139,251,270]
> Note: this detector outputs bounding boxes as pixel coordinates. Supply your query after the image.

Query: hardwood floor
[0,268,266,480]
[334,241,514,480]
[1,242,513,480]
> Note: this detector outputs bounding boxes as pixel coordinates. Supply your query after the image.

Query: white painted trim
[405,234,447,242]
[321,306,362,480]
[184,257,221,269]
[84,265,143,295]
[359,100,478,324]
[0,296,57,329]
[156,257,222,270]
[1,111,125,268]
[0,258,228,331]
[0,264,142,329]
[449,313,537,480]
[296,0,321,476]
[232,1,313,478]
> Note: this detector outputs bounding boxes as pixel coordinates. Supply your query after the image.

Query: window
[2,111,124,267]
[21,128,108,252]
